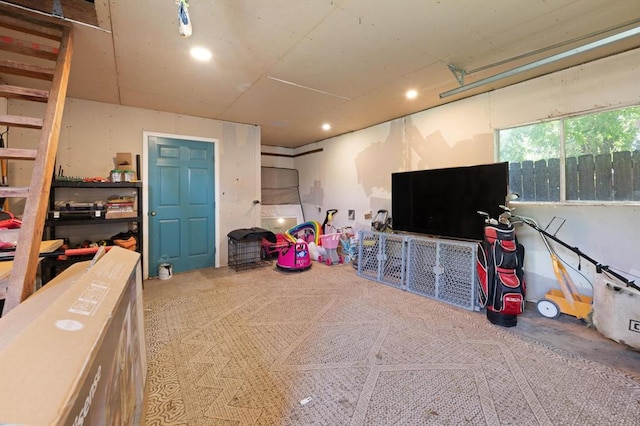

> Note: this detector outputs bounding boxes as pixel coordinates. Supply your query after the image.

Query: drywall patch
[369,196,392,216]
[405,124,445,170]
[223,121,240,146]
[405,118,494,169]
[301,180,324,206]
[354,121,403,196]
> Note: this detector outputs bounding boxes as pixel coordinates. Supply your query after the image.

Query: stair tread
[0,34,59,61]
[0,84,49,102]
[0,5,68,40]
[0,59,55,80]
[0,187,30,197]
[0,115,44,129]
[0,148,38,160]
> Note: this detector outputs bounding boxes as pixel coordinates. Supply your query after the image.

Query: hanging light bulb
[176,0,192,38]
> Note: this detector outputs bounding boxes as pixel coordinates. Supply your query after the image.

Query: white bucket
[158,263,173,280]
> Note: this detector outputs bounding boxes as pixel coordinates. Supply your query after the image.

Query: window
[498,105,640,202]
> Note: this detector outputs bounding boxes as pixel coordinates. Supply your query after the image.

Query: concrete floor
[513,301,640,380]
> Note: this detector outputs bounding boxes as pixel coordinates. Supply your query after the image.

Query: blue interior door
[148,136,215,276]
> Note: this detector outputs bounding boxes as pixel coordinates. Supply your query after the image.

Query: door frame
[142,131,220,278]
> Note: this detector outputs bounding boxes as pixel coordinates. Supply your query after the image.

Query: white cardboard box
[592,275,640,350]
[0,247,146,425]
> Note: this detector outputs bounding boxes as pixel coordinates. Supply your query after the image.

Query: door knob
[150,211,157,216]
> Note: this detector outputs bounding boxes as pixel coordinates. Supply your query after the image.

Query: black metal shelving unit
[43,180,143,282]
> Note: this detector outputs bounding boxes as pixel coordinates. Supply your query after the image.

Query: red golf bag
[476,221,525,327]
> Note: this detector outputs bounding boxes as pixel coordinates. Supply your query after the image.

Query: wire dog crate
[227,228,273,271]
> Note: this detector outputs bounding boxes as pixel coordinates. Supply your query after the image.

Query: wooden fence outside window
[509,150,640,201]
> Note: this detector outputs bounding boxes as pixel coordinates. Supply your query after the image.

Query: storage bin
[593,276,640,350]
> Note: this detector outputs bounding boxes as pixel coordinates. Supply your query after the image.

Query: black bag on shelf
[111,231,138,251]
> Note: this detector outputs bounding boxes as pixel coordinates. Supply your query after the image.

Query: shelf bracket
[52,0,64,17]
[447,64,467,86]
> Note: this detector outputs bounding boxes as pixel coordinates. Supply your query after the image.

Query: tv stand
[357,231,478,311]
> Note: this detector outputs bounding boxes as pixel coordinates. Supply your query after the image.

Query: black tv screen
[391,162,508,241]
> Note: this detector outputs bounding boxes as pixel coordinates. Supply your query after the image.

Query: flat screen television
[391,162,509,241]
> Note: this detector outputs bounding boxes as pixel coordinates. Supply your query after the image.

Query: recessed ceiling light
[322,123,331,131]
[406,89,418,99]
[190,47,212,61]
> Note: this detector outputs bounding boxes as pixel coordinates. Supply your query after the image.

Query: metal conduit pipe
[440,26,640,99]
[468,18,640,75]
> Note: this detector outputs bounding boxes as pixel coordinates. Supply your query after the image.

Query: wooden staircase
[0,3,73,314]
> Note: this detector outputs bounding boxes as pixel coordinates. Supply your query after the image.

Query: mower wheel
[537,299,561,319]
[317,255,323,263]
[338,256,344,264]
[325,258,332,265]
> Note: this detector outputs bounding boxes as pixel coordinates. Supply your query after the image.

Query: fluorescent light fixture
[406,89,418,99]
[322,123,331,131]
[190,47,212,61]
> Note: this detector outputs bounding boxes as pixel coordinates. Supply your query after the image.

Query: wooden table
[0,240,64,280]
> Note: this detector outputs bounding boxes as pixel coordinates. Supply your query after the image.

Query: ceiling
[3,0,640,148]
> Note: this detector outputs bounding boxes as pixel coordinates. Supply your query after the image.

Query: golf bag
[476,222,525,327]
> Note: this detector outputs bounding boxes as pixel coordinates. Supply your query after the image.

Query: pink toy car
[276,240,311,271]
[260,233,290,259]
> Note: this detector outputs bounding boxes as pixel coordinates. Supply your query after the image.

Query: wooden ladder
[0,3,73,314]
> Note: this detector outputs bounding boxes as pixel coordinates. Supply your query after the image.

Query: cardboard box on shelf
[106,210,138,219]
[115,152,134,172]
[0,247,146,425]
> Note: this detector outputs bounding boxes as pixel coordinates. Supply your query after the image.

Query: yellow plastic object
[545,251,592,319]
[544,288,593,320]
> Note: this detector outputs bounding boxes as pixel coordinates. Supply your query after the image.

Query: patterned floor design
[143,264,640,425]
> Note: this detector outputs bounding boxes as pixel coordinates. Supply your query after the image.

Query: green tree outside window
[498,105,640,202]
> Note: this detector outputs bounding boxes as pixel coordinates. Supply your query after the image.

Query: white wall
[261,146,295,169]
[291,48,640,301]
[8,98,262,273]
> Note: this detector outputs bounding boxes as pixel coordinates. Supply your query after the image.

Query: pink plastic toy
[276,240,312,271]
[317,233,344,265]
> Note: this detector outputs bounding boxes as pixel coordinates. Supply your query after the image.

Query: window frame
[495,104,640,205]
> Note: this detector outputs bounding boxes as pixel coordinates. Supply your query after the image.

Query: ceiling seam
[106,0,122,104]
[221,1,343,116]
